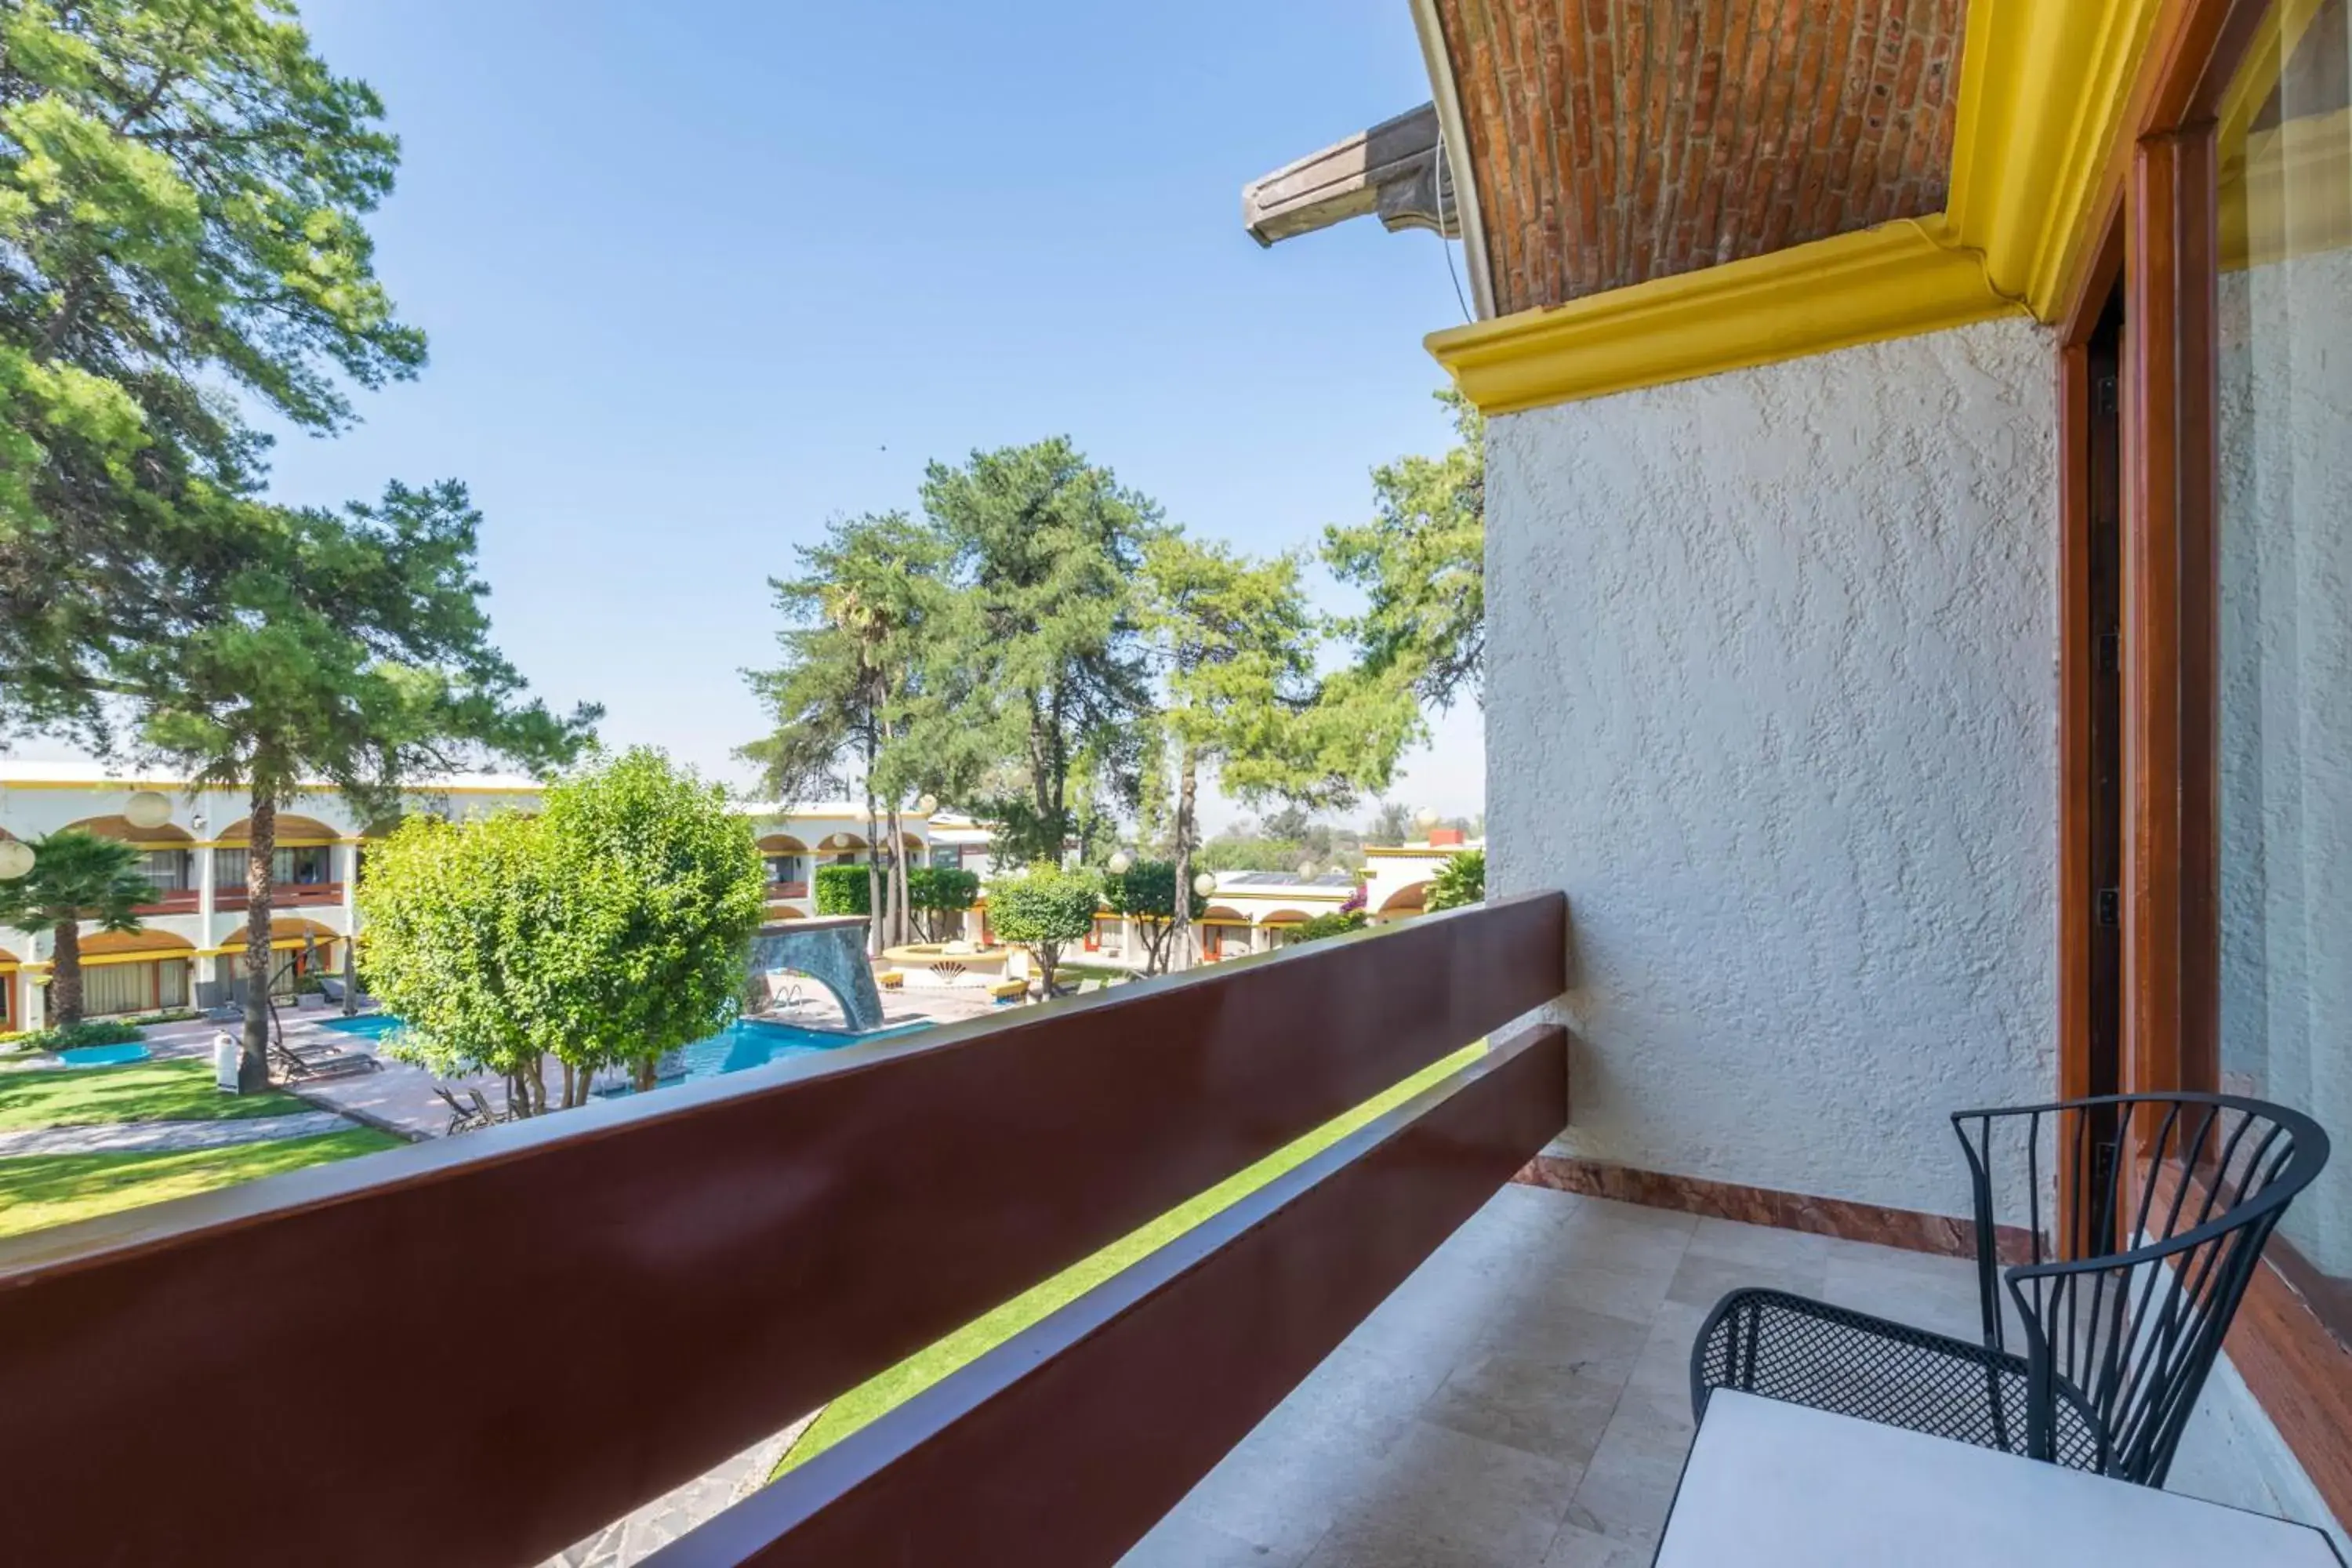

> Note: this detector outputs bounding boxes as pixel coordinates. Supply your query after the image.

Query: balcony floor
[1121,1181,2302,1568]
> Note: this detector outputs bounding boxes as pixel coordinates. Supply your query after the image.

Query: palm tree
[0,831,151,1028]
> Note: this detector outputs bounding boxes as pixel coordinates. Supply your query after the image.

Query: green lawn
[1049,962,1134,985]
[776,1043,1485,1476]
[0,1058,316,1131]
[0,1128,405,1240]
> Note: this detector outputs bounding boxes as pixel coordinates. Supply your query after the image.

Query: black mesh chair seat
[1689,1093,2328,1487]
[1693,1289,2105,1471]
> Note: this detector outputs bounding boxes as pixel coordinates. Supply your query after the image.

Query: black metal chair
[1690,1093,2329,1486]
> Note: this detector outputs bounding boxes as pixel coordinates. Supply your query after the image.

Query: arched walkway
[63,814,196,847]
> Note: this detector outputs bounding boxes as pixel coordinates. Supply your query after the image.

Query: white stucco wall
[1486,315,2060,1218]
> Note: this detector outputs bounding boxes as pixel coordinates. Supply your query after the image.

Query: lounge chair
[436,1087,496,1135]
[267,1033,379,1083]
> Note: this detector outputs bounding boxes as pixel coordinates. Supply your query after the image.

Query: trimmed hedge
[815,864,982,920]
[814,863,872,915]
[0,1019,145,1052]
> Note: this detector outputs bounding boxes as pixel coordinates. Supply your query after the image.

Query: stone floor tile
[1337,1418,1582,1566]
[1421,1345,1633,1468]
[1267,1338,1455,1455]
[1172,1417,1390,1560]
[1686,1214,1836,1270]
[1563,1388,1698,1549]
[1543,1519,1657,1567]
[1819,1250,1994,1342]
[1120,1504,1318,1568]
[1662,1240,1828,1309]
[1301,1519,1525,1568]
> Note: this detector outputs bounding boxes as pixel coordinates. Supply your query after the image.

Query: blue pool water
[318,1013,405,1041]
[319,1011,927,1090]
[57,1043,151,1067]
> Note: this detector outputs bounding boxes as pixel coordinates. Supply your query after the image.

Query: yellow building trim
[48,949,200,969]
[1428,219,2018,416]
[1361,845,1471,859]
[0,779,196,791]
[0,779,537,796]
[1947,0,2167,317]
[1425,0,2178,415]
[193,938,325,959]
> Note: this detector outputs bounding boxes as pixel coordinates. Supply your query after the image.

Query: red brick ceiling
[1435,0,1967,316]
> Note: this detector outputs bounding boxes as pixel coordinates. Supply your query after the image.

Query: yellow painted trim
[1428,219,2019,415]
[193,938,325,958]
[1947,0,2166,317]
[0,779,538,796]
[1422,0,2178,413]
[64,949,201,969]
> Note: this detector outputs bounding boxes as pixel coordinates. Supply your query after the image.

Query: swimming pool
[318,1011,929,1089]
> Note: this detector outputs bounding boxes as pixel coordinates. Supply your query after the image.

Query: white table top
[1656,1390,2343,1567]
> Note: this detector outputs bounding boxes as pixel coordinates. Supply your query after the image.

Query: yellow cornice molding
[1419,0,2176,414]
[1947,0,2167,317]
[1427,218,2021,416]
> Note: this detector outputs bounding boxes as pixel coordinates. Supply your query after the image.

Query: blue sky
[255,0,1484,826]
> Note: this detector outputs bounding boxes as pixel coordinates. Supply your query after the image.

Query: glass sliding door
[2216,0,2352,1312]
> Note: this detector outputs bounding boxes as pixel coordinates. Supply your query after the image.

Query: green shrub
[907,867,979,938]
[1294,909,1369,943]
[988,869,1102,995]
[814,863,872,915]
[1098,859,1208,975]
[0,1019,146,1053]
[1425,849,1486,913]
[814,864,978,937]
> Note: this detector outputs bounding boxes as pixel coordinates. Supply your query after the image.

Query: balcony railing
[768,880,810,899]
[212,882,344,911]
[130,888,202,916]
[0,893,1566,1566]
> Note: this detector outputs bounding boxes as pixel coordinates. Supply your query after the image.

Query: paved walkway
[0,1109,354,1158]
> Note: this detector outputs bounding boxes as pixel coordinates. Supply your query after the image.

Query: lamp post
[1106,851,1132,877]
[123,790,174,831]
[0,839,33,881]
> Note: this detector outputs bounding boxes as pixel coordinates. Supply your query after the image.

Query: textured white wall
[1487,316,2059,1218]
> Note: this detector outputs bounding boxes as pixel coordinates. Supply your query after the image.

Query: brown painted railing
[212,881,344,911]
[767,880,809,899]
[0,893,1567,1567]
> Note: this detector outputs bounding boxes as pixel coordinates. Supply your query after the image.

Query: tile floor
[1119,1181,2288,1568]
